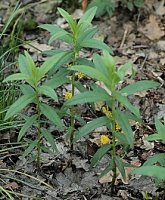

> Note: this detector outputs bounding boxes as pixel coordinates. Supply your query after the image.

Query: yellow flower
[115,123,124,133]
[77,72,85,79]
[100,135,110,145]
[64,92,72,100]
[115,123,121,131]
[102,106,112,118]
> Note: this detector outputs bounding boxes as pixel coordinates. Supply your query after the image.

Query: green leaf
[121,80,160,95]
[143,153,165,167]
[93,53,109,78]
[133,166,165,181]
[5,94,35,120]
[39,24,64,34]
[100,160,113,177]
[77,27,97,44]
[40,103,64,129]
[24,51,37,78]
[22,139,38,158]
[38,85,58,101]
[39,51,72,78]
[134,0,144,8]
[127,1,134,11]
[87,0,115,17]
[114,92,140,118]
[39,24,69,44]
[41,128,58,152]
[115,156,126,180]
[78,6,97,24]
[45,69,69,89]
[3,73,30,82]
[90,144,111,167]
[69,65,109,85]
[48,51,74,76]
[80,39,113,54]
[146,134,165,142]
[146,118,165,141]
[117,63,133,80]
[115,109,134,148]
[18,115,37,142]
[74,116,110,141]
[48,31,69,44]
[57,7,77,33]
[18,54,31,76]
[20,84,35,95]
[155,118,165,136]
[115,131,129,146]
[65,90,110,106]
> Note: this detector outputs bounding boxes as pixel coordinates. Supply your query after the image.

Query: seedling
[3,51,66,167]
[65,50,159,193]
[40,6,112,148]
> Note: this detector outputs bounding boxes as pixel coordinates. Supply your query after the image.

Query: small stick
[119,28,128,49]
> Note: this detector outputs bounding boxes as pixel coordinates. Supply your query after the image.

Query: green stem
[70,73,75,149]
[36,93,41,169]
[70,41,79,149]
[111,96,117,194]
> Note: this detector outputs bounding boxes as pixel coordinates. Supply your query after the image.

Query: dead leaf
[99,171,114,184]
[156,40,165,51]
[4,182,19,190]
[139,15,165,40]
[0,160,6,168]
[23,41,53,53]
[155,0,165,16]
[141,135,154,150]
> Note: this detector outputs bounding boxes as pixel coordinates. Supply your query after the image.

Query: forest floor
[0,0,165,199]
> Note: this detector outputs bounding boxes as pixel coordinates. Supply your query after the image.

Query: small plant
[40,6,112,148]
[133,117,165,199]
[3,51,67,167]
[87,0,116,17]
[87,0,144,17]
[65,50,159,193]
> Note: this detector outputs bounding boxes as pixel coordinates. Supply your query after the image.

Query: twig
[119,28,128,49]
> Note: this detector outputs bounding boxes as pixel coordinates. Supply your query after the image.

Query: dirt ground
[0,0,165,199]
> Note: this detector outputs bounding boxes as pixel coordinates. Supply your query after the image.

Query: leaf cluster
[87,0,144,17]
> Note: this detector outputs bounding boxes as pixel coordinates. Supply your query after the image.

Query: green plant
[3,51,68,167]
[126,0,144,11]
[0,3,24,134]
[39,6,112,148]
[141,191,152,200]
[87,0,116,17]
[87,0,144,17]
[133,117,165,199]
[65,50,159,193]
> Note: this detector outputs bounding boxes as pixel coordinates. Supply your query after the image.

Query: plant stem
[111,97,117,194]
[70,41,79,149]
[36,93,41,169]
[70,73,75,149]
